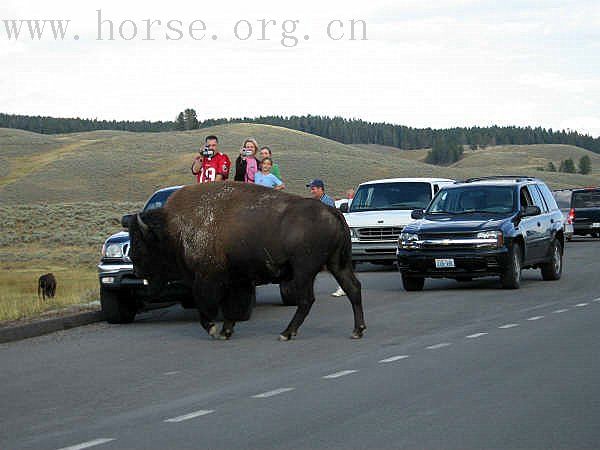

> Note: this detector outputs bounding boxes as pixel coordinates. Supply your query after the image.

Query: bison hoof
[208,324,219,338]
[219,330,233,340]
[351,326,366,339]
[278,334,290,341]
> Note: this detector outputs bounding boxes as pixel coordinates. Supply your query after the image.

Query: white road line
[593,298,600,303]
[466,332,488,339]
[57,438,115,450]
[323,370,358,379]
[575,303,589,307]
[426,342,452,350]
[553,309,569,314]
[527,316,544,321]
[499,323,519,329]
[252,388,295,398]
[164,410,215,423]
[379,355,410,363]
[163,371,180,376]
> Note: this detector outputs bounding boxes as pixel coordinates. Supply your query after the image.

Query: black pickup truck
[554,188,600,238]
[397,177,565,290]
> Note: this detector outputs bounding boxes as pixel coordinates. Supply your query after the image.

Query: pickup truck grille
[357,227,403,241]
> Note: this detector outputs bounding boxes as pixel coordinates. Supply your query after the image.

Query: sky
[1,0,600,136]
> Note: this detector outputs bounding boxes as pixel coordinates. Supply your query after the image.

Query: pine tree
[546,161,557,172]
[579,155,592,174]
[560,158,576,173]
[175,112,185,131]
[184,109,199,130]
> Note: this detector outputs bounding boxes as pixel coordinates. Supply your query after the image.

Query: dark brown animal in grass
[38,273,57,300]
[129,182,366,340]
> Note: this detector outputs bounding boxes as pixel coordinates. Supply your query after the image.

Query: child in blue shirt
[254,157,285,190]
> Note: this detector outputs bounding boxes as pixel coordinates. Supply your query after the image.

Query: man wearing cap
[307,179,335,207]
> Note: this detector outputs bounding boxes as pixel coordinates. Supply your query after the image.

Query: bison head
[128,210,174,289]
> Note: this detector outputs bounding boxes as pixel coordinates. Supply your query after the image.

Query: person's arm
[272,164,282,180]
[272,174,285,190]
[234,156,246,182]
[191,156,202,175]
[219,154,231,181]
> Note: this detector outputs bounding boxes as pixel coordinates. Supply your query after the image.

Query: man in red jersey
[191,135,231,183]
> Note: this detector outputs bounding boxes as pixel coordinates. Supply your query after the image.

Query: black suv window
[572,190,600,208]
[527,185,548,213]
[520,186,534,210]
[428,185,515,214]
[537,184,559,210]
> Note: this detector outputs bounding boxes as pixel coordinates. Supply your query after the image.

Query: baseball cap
[306,179,325,189]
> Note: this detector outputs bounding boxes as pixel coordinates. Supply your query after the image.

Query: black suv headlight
[398,232,420,249]
[475,230,504,248]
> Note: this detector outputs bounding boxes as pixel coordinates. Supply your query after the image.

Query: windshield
[143,188,179,211]
[428,186,516,215]
[349,182,432,212]
[573,190,600,208]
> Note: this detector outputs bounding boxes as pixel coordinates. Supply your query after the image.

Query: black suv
[397,177,565,290]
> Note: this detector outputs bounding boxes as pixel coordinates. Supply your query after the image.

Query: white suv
[342,178,454,265]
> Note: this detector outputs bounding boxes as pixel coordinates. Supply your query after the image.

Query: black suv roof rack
[462,175,537,183]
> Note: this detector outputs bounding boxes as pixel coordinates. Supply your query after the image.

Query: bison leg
[329,263,366,339]
[193,276,221,338]
[279,277,316,341]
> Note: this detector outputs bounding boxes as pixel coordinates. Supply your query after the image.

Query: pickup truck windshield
[349,182,432,212]
[143,188,179,211]
[428,186,515,214]
[573,190,600,208]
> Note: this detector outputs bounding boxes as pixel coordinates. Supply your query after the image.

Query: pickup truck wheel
[501,243,522,289]
[541,240,563,281]
[101,287,137,324]
[401,273,425,292]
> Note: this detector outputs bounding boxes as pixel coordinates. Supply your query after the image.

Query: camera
[202,146,215,157]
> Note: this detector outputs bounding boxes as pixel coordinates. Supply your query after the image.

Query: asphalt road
[2,238,600,450]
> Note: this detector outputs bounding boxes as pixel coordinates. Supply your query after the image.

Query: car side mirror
[339,203,349,213]
[522,205,541,217]
[121,213,135,229]
[411,209,424,220]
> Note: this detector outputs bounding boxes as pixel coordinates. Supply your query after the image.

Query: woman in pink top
[234,138,259,183]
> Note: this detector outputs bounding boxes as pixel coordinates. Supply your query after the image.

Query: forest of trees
[2,111,600,158]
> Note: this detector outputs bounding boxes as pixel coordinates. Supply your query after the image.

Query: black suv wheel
[402,273,425,291]
[501,242,522,289]
[101,286,137,324]
[541,240,563,281]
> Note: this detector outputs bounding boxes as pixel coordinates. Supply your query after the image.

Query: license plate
[593,223,600,228]
[435,258,455,268]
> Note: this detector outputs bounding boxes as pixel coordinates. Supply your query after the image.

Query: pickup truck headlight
[103,243,124,258]
[476,230,504,248]
[398,232,420,249]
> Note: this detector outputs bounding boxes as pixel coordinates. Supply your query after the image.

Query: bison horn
[136,213,149,233]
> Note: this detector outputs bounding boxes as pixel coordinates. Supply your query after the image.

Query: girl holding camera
[234,138,260,183]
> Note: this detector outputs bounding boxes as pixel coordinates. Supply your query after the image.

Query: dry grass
[0,265,98,322]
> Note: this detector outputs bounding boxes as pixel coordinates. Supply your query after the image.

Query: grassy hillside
[2,125,600,206]
[2,124,600,321]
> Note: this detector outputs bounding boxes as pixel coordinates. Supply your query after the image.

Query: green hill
[2,124,599,205]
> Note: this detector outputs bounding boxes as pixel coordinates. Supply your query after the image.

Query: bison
[128,182,366,340]
[38,273,57,301]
